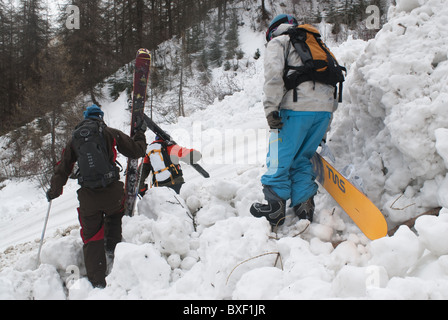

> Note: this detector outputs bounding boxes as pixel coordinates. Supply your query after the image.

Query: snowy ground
[2,0,448,300]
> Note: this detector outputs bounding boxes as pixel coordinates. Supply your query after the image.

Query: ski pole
[36,200,52,268]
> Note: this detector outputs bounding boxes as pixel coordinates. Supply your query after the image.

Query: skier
[138,136,202,196]
[250,14,338,226]
[46,104,147,288]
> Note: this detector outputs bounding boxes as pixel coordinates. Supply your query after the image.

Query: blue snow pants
[261,110,331,207]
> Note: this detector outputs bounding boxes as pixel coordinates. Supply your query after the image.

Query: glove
[266,111,283,130]
[138,184,148,198]
[133,114,147,133]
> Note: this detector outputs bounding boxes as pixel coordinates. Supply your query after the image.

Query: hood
[271,23,295,38]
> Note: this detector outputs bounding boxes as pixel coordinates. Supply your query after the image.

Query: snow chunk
[233,267,284,299]
[435,128,448,168]
[414,212,448,256]
[369,226,424,277]
[137,187,194,256]
[40,233,84,272]
[333,265,388,298]
[106,243,171,298]
[0,264,65,300]
[395,0,423,13]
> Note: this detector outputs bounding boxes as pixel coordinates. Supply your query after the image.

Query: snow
[2,0,448,300]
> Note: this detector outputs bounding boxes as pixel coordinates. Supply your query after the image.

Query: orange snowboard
[311,153,388,240]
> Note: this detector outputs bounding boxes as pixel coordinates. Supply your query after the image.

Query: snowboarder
[250,14,338,226]
[138,136,202,196]
[46,104,147,288]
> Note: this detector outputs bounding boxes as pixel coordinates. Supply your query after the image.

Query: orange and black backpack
[283,24,346,102]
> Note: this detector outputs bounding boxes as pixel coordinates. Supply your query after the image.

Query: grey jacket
[263,24,337,117]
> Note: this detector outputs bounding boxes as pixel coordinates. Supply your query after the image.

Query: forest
[0,0,232,135]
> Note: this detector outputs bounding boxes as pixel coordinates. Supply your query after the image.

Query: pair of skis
[123,49,209,217]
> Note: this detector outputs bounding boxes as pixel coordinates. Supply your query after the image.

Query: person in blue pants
[250,14,338,226]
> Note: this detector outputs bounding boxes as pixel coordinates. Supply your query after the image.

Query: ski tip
[137,48,151,57]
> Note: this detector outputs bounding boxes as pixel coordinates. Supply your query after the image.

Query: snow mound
[331,0,448,225]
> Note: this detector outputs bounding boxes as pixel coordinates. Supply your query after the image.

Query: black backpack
[283,24,346,103]
[72,119,119,189]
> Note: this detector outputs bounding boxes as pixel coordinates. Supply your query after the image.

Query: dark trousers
[77,180,125,287]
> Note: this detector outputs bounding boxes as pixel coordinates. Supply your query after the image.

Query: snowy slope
[2,0,448,300]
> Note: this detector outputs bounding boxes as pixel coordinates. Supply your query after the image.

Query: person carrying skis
[46,104,147,288]
[138,136,202,196]
[250,14,339,226]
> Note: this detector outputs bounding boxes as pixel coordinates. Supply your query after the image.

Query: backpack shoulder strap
[283,27,317,101]
[286,27,314,71]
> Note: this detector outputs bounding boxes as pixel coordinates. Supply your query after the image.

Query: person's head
[266,14,298,42]
[83,104,104,120]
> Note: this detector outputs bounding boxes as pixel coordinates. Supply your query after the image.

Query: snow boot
[250,200,286,226]
[294,197,315,222]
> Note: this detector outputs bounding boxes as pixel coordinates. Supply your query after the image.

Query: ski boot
[293,197,315,222]
[250,200,286,226]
